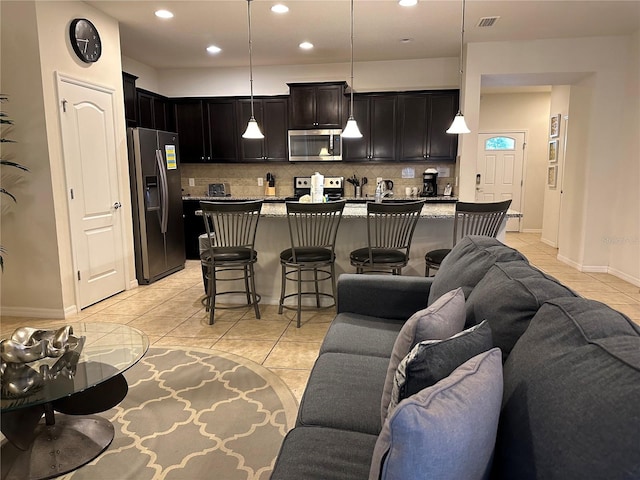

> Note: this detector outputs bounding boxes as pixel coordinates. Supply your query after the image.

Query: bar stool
[424,199,512,276]
[278,200,346,327]
[200,200,263,325]
[350,200,425,275]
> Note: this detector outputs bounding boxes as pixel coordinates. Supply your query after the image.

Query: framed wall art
[550,114,561,138]
[548,139,558,163]
[547,165,558,188]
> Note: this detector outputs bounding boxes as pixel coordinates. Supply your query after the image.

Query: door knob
[114,201,122,209]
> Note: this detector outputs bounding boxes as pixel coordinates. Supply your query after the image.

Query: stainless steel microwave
[288,129,342,162]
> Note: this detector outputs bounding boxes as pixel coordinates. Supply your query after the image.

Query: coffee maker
[422,168,438,197]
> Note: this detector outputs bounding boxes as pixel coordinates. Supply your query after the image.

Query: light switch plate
[437,167,451,177]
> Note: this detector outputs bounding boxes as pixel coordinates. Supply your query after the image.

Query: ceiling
[88,0,640,70]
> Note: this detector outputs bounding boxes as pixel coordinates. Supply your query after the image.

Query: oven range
[286,176,344,201]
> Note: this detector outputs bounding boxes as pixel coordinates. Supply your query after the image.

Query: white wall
[479,92,551,232]
[463,35,639,284]
[608,31,640,284]
[541,86,570,247]
[0,1,135,317]
[132,57,460,97]
[121,55,161,92]
[0,1,64,315]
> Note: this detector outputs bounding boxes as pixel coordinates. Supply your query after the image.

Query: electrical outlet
[188,178,195,187]
[257,177,264,186]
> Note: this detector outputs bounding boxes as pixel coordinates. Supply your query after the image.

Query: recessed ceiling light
[271,4,289,14]
[206,45,222,54]
[299,42,314,50]
[155,9,174,19]
[398,0,418,6]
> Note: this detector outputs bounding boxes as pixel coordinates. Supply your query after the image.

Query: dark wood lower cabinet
[183,199,205,260]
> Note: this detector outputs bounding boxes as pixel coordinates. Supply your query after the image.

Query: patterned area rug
[62,346,298,480]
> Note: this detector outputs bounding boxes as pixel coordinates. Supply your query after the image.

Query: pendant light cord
[349,0,355,117]
[247,0,255,118]
[459,0,465,79]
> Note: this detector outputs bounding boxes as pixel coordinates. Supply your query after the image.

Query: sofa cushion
[370,348,503,480]
[428,236,528,305]
[388,320,493,415]
[271,426,378,480]
[465,261,577,361]
[380,288,466,423]
[494,297,640,480]
[298,352,390,435]
[319,313,404,357]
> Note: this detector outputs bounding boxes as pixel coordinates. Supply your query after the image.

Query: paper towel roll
[311,172,324,203]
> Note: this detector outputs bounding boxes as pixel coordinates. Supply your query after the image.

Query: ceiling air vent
[477,16,500,27]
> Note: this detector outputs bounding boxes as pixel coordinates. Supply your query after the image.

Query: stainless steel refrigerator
[127,127,185,284]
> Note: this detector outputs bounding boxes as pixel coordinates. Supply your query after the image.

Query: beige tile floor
[1,233,638,404]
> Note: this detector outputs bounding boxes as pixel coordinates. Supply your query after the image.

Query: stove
[291,176,344,200]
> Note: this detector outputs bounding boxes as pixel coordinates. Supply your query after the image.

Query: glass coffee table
[1,322,148,480]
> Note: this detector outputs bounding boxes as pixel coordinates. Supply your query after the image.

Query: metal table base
[1,413,114,480]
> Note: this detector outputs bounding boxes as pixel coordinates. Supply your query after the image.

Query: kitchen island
[186,198,521,309]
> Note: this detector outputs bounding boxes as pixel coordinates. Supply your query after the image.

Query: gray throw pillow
[379,287,466,424]
[369,348,503,480]
[387,320,493,416]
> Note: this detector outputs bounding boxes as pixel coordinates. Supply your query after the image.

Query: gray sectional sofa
[271,236,640,480]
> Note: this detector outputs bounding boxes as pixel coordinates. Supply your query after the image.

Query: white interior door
[476,132,525,232]
[58,76,126,309]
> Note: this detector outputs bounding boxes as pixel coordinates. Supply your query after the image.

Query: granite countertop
[191,200,521,219]
[183,195,458,203]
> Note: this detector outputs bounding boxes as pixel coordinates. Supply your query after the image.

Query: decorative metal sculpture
[0,325,83,398]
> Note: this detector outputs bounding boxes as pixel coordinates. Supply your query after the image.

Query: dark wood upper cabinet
[122,72,138,127]
[236,97,288,162]
[206,99,238,162]
[137,88,173,132]
[343,94,396,162]
[397,90,458,162]
[173,99,209,163]
[288,82,346,129]
[427,93,458,161]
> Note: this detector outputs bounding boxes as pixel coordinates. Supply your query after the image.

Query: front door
[58,76,126,309]
[476,132,526,232]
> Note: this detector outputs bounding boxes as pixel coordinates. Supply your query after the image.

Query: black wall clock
[69,18,102,63]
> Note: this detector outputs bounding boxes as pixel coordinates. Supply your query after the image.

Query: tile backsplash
[181,162,457,198]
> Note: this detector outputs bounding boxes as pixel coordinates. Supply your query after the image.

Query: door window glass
[485,136,516,150]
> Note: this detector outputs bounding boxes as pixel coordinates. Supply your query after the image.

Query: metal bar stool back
[200,200,263,324]
[350,200,425,275]
[425,199,512,276]
[279,200,346,327]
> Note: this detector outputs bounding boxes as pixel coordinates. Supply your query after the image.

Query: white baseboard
[521,228,542,234]
[557,254,580,270]
[541,237,557,248]
[557,255,640,286]
[0,305,67,319]
[128,279,139,290]
[607,267,640,287]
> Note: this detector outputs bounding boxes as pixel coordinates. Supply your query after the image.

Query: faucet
[375,181,393,202]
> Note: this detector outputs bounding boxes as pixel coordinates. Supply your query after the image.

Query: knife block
[265,186,276,196]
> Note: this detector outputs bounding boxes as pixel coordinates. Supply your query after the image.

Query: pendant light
[242,0,264,139]
[447,0,471,134]
[341,0,362,138]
